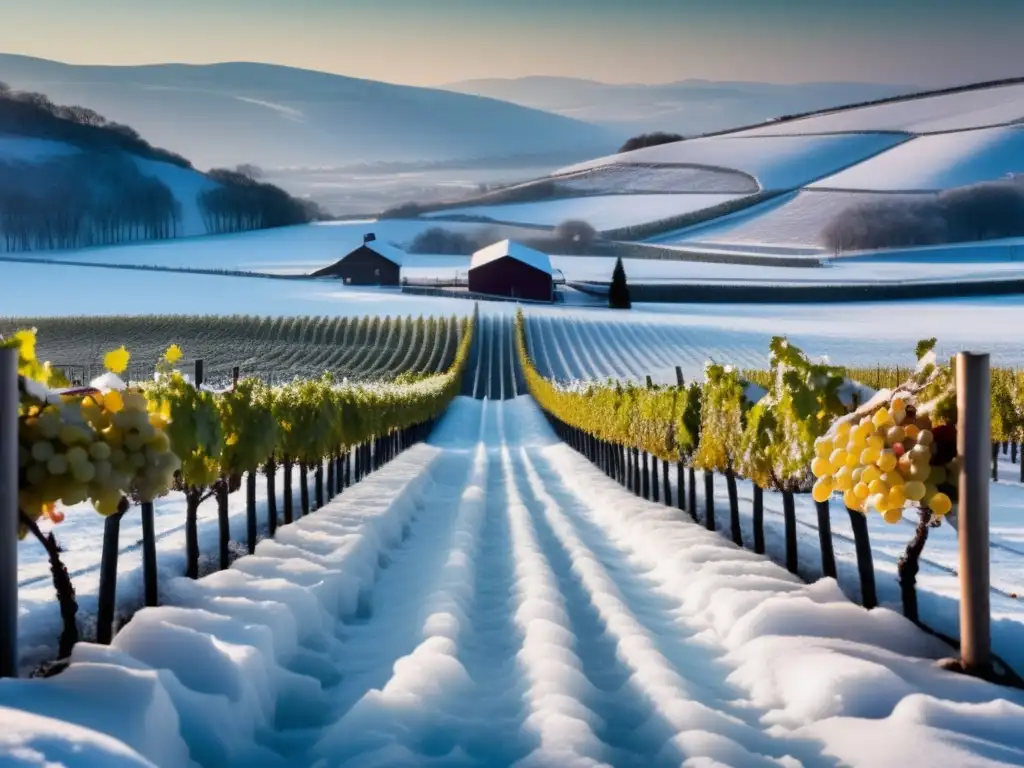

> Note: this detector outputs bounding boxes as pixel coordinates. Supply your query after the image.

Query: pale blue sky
[0,0,1020,86]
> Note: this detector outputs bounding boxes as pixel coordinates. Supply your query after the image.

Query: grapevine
[810,339,958,523]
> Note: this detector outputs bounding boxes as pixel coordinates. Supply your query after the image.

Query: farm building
[468,240,554,302]
[311,233,404,285]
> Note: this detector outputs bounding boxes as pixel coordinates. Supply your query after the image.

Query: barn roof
[350,239,406,266]
[470,240,552,275]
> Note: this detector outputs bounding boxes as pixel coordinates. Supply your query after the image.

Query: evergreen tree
[609,257,632,309]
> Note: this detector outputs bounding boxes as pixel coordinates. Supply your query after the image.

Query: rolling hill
[0,85,321,251]
[0,55,617,170]
[419,80,1024,256]
[441,76,913,136]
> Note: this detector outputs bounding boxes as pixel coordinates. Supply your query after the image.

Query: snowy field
[557,133,909,190]
[732,82,1024,136]
[552,250,1024,286]
[810,126,1024,191]
[0,260,473,318]
[5,396,1024,768]
[427,193,744,230]
[651,189,929,253]
[0,219,490,275]
[549,164,758,194]
[12,225,1024,288]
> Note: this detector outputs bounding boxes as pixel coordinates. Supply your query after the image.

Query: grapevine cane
[96,500,128,645]
[246,471,257,554]
[0,347,17,677]
[140,501,158,606]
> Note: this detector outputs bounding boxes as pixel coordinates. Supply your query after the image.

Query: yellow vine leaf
[164,344,183,364]
[226,433,239,446]
[104,345,130,374]
[14,329,37,361]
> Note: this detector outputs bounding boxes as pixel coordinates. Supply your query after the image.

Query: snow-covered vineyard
[5,306,1024,768]
[7,397,1024,768]
[7,73,1024,768]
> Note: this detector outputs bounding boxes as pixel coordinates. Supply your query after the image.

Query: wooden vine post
[0,347,17,677]
[953,351,992,675]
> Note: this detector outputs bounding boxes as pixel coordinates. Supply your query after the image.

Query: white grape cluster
[19,389,180,519]
[811,395,957,522]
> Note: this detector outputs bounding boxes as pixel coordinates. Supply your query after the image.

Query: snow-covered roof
[470,240,552,275]
[354,239,405,266]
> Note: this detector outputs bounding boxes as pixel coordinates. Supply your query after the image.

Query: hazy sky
[1,0,1021,87]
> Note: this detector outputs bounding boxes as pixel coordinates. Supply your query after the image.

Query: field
[732,82,1024,135]
[651,190,931,253]
[559,132,910,190]
[427,193,744,230]
[0,314,465,384]
[809,126,1024,191]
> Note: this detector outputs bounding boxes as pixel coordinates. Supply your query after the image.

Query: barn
[468,240,553,302]
[311,233,404,285]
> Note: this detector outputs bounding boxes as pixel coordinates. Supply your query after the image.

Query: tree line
[0,154,181,252]
[823,179,1024,254]
[199,168,325,235]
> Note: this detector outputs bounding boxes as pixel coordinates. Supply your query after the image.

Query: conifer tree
[609,256,632,309]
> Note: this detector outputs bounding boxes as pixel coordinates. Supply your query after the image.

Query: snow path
[6,397,1024,767]
[306,398,1024,768]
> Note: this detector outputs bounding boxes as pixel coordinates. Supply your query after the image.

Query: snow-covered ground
[651,189,927,253]
[16,466,318,674]
[0,260,472,317]
[732,82,1024,136]
[553,250,1024,286]
[558,132,909,190]
[810,126,1024,191]
[0,133,82,161]
[5,396,1023,768]
[427,193,745,230]
[548,164,757,194]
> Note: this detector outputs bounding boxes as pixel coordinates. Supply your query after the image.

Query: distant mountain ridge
[441,76,918,137]
[0,55,617,170]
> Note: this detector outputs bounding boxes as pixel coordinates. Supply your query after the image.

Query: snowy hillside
[0,55,616,169]
[810,126,1024,191]
[733,81,1024,136]
[0,132,220,238]
[442,76,909,136]
[512,81,1024,253]
[428,193,743,230]
[558,133,910,190]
